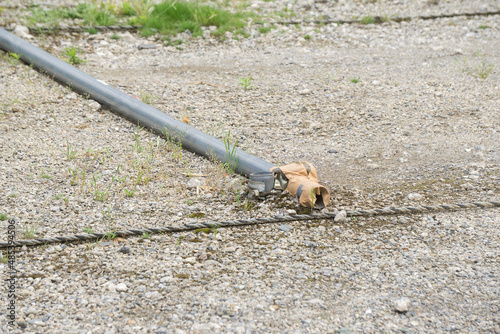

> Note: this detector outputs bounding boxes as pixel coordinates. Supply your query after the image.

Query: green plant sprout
[9,53,20,65]
[360,16,374,24]
[223,131,239,174]
[62,46,84,65]
[66,141,77,160]
[24,224,38,239]
[83,227,94,234]
[139,90,158,104]
[105,230,117,240]
[124,187,136,197]
[210,223,220,238]
[239,77,253,90]
[456,52,494,80]
[0,252,8,264]
[41,169,52,179]
[87,27,98,35]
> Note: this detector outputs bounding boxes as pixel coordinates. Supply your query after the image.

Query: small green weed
[210,223,220,238]
[161,36,183,46]
[239,77,253,90]
[133,125,144,153]
[83,227,94,234]
[41,169,52,179]
[258,26,272,34]
[0,213,8,221]
[142,232,151,239]
[124,188,136,197]
[304,34,311,40]
[62,46,84,65]
[24,224,38,239]
[0,252,8,264]
[110,33,120,40]
[53,194,64,200]
[103,205,113,222]
[87,27,99,35]
[163,127,183,161]
[66,141,77,160]
[234,28,250,38]
[9,53,20,65]
[105,230,117,240]
[360,16,374,24]
[240,198,254,211]
[90,174,110,202]
[223,131,239,174]
[350,78,360,83]
[139,90,158,104]
[456,52,494,80]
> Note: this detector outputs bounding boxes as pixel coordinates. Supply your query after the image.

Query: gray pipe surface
[0,28,274,176]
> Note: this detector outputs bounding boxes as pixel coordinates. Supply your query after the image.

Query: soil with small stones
[1,0,499,333]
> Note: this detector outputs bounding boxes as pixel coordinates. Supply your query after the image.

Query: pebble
[89,100,101,111]
[393,297,411,313]
[334,210,347,223]
[119,246,131,254]
[224,246,236,253]
[278,224,293,232]
[17,321,27,329]
[138,44,157,49]
[14,25,30,38]
[461,183,474,190]
[115,283,128,292]
[184,256,197,264]
[407,193,423,201]
[28,319,45,326]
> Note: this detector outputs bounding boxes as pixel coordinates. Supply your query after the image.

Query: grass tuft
[24,1,250,39]
[360,16,375,25]
[456,52,494,80]
[139,1,248,37]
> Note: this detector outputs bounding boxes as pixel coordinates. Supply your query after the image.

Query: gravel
[0,0,499,333]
